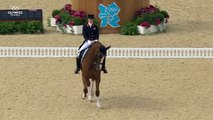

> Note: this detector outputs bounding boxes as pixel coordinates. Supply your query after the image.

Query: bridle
[93,51,105,71]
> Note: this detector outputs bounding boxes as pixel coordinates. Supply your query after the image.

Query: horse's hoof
[82,94,86,99]
[96,103,101,108]
[97,104,102,108]
[88,96,92,101]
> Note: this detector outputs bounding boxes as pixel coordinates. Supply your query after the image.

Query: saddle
[79,45,92,63]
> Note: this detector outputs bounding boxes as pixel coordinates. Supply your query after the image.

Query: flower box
[137,26,150,34]
[156,23,164,32]
[149,25,158,33]
[66,25,83,34]
[56,25,62,32]
[137,23,167,35]
[56,25,83,34]
[50,18,57,27]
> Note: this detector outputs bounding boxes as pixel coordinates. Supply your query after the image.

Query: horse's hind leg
[95,79,101,108]
[82,87,87,99]
[91,79,95,97]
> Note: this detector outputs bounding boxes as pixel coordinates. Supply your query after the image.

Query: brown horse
[81,42,110,108]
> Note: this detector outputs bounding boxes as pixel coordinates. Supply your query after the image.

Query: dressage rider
[74,14,108,74]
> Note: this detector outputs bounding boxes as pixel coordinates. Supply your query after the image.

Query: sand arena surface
[0,0,213,120]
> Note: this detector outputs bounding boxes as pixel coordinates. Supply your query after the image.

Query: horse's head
[100,45,111,56]
[94,45,111,71]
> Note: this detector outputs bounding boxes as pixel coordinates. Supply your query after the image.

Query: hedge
[0,21,43,34]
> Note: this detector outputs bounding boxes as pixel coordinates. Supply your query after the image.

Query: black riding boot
[74,58,81,74]
[101,58,108,73]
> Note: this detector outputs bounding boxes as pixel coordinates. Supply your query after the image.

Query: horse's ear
[106,45,111,50]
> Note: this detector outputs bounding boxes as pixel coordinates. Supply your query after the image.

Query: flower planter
[50,18,57,27]
[56,25,63,32]
[149,25,158,34]
[157,23,165,32]
[56,25,83,34]
[66,25,83,35]
[137,23,167,35]
[137,26,150,34]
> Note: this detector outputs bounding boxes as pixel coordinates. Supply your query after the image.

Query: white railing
[0,47,213,58]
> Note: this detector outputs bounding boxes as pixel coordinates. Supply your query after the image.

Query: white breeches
[77,40,97,57]
[79,40,93,52]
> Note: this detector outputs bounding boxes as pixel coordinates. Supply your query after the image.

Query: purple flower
[63,24,67,28]
[68,21,75,26]
[155,19,161,25]
[135,4,160,17]
[64,4,72,11]
[140,22,151,28]
[54,15,61,23]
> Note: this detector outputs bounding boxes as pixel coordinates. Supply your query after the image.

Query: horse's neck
[83,43,100,65]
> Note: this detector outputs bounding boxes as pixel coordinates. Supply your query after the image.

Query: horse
[80,42,111,108]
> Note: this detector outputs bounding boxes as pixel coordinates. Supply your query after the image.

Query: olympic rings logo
[107,7,119,13]
[10,6,20,11]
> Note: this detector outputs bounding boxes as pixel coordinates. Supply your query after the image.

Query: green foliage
[135,17,146,25]
[0,22,16,34]
[135,12,166,25]
[0,21,43,34]
[52,9,61,17]
[47,16,51,27]
[71,17,85,25]
[160,11,169,18]
[59,12,72,24]
[143,14,155,25]
[120,22,139,35]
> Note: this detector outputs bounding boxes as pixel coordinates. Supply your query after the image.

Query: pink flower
[68,21,75,26]
[72,11,86,19]
[64,4,72,11]
[140,22,151,28]
[54,15,61,23]
[63,24,67,28]
[69,10,76,15]
[155,19,161,25]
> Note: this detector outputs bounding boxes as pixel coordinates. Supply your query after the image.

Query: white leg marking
[88,86,92,101]
[82,94,86,99]
[91,80,95,97]
[96,97,101,108]
[88,79,93,101]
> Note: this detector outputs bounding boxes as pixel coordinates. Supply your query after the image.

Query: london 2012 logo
[98,2,120,28]
[8,6,23,16]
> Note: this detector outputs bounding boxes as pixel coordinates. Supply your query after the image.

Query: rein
[93,51,105,71]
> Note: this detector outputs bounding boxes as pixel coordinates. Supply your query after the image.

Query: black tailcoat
[82,24,99,41]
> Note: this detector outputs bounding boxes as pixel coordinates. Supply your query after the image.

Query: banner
[98,2,120,28]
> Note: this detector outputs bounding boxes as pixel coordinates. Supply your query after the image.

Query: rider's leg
[74,57,81,74]
[75,40,92,74]
[78,40,92,52]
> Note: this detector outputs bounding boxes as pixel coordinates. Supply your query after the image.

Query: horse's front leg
[87,79,94,102]
[95,78,101,108]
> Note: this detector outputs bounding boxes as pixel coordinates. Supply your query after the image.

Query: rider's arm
[95,26,99,40]
[83,25,88,40]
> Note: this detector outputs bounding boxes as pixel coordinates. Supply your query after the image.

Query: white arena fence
[0,47,213,58]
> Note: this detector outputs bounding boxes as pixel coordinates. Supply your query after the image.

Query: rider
[74,14,108,74]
